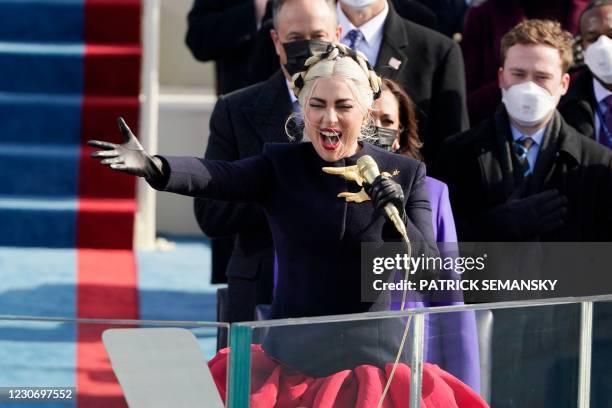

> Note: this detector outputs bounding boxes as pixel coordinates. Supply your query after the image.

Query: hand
[364,175,406,219]
[489,189,567,238]
[88,117,164,181]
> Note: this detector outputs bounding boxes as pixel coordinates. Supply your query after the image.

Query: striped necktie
[599,94,612,148]
[345,29,363,50]
[514,136,534,176]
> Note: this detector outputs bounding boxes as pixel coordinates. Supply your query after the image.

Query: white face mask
[340,0,376,9]
[584,35,612,84]
[501,81,557,127]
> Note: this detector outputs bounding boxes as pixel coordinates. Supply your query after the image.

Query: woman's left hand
[365,175,406,220]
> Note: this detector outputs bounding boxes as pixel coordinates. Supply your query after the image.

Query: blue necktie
[599,95,612,148]
[514,136,534,176]
[345,29,363,50]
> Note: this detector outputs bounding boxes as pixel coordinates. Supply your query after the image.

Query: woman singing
[90,44,486,407]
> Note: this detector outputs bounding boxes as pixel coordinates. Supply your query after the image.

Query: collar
[592,77,612,105]
[285,78,298,105]
[510,123,546,145]
[338,1,389,46]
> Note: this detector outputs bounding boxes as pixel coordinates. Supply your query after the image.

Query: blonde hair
[290,43,381,112]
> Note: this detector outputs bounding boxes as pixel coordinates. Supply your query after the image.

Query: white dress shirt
[337,1,388,66]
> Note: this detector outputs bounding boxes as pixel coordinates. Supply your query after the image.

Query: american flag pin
[388,57,401,70]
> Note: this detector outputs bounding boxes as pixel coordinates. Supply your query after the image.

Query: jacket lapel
[375,4,408,81]
[242,71,294,144]
[481,109,516,201]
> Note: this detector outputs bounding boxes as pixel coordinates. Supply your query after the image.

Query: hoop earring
[284,113,305,142]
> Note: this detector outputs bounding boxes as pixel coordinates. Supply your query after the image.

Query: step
[0,42,83,94]
[76,197,136,249]
[0,0,141,45]
[78,146,137,199]
[0,92,82,144]
[0,92,139,145]
[85,0,141,45]
[0,42,140,95]
[0,144,79,196]
[0,195,135,248]
[0,0,84,43]
[0,195,76,247]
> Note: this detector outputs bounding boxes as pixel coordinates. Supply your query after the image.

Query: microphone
[357,155,408,239]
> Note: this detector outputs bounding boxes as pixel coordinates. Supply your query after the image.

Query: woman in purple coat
[372,78,481,392]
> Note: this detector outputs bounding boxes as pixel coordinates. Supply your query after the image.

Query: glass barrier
[228,295,612,408]
[591,301,612,408]
[0,316,229,407]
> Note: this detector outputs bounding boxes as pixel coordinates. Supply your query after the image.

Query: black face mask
[374,127,399,152]
[283,39,332,76]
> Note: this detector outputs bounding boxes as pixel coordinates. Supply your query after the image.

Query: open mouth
[319,128,342,150]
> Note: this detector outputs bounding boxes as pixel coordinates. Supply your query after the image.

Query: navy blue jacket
[156,142,437,318]
[154,142,438,374]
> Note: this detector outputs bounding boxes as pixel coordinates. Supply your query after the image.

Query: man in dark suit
[195,0,341,323]
[434,20,612,408]
[337,0,469,162]
[185,0,271,95]
[559,0,612,149]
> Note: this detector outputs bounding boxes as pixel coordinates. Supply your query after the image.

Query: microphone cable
[377,230,414,408]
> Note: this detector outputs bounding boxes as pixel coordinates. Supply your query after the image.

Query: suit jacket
[246,0,438,85]
[155,142,439,375]
[461,0,590,126]
[559,66,598,140]
[376,4,469,162]
[185,0,267,94]
[433,107,612,242]
[414,0,468,37]
[433,108,612,407]
[195,71,292,282]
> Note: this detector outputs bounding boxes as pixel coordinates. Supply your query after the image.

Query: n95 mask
[502,81,556,127]
[584,35,612,84]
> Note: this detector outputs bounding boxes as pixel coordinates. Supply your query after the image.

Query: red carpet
[75,1,142,405]
[76,249,139,407]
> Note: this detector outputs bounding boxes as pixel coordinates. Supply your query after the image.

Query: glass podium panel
[0,316,228,407]
[420,302,582,408]
[228,295,612,408]
[229,310,445,408]
[591,300,612,408]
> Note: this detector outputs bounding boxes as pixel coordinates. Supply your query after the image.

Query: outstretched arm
[89,118,274,203]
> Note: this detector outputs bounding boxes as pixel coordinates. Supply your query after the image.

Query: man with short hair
[559,0,612,148]
[434,19,612,408]
[337,0,469,162]
[195,0,341,324]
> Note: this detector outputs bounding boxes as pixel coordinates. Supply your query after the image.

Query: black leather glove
[487,189,567,239]
[88,117,165,182]
[364,175,406,220]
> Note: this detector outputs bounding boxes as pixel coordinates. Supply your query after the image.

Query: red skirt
[208,345,488,408]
